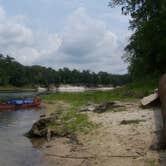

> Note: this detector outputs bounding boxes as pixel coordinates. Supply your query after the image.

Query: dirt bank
[37,102,166,166]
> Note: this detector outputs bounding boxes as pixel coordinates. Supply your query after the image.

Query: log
[141,92,158,106]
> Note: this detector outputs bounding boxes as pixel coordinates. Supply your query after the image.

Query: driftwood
[120,119,146,125]
[141,92,159,106]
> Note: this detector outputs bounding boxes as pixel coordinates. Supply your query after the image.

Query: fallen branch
[45,153,94,159]
[45,153,139,159]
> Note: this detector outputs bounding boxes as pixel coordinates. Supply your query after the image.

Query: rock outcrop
[26,110,67,138]
[26,116,54,138]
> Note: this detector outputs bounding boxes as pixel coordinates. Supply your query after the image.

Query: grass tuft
[48,109,96,135]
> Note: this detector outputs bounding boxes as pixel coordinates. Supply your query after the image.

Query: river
[0,93,44,166]
[0,92,37,98]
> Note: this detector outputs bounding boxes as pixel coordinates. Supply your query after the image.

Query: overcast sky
[0,0,131,74]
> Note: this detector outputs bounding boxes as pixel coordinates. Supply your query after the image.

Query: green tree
[0,54,130,87]
[109,0,166,79]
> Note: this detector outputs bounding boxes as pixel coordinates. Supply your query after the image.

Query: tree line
[0,54,130,87]
[109,0,166,80]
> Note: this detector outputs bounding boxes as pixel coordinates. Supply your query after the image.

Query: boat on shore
[0,98,41,110]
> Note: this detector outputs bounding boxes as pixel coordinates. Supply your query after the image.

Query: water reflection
[0,108,44,166]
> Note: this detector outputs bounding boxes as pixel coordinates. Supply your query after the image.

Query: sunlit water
[0,92,44,166]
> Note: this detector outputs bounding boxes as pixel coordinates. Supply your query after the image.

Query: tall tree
[0,54,130,87]
[109,0,166,79]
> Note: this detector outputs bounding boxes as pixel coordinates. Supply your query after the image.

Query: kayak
[0,98,41,110]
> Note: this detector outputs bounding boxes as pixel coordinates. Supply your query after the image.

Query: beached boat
[0,98,41,110]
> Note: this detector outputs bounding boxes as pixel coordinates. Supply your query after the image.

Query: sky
[0,0,131,74]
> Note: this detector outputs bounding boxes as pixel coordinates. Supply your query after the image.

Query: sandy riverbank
[35,101,166,166]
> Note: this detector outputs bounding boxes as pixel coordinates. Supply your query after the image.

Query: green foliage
[0,54,130,87]
[125,76,158,96]
[109,0,166,79]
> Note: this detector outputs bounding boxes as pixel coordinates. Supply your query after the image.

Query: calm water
[0,93,44,166]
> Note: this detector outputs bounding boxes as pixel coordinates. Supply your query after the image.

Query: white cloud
[0,5,61,65]
[0,6,5,19]
[0,5,128,74]
[54,7,128,73]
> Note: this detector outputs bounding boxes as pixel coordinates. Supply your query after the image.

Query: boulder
[26,116,54,138]
[26,110,71,139]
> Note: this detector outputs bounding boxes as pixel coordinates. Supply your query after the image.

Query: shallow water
[0,108,44,166]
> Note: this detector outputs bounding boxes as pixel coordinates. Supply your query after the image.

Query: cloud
[0,5,128,74]
[0,5,61,65]
[55,7,128,73]
[0,6,37,63]
[0,6,5,19]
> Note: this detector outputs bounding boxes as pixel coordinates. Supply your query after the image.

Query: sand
[39,102,166,166]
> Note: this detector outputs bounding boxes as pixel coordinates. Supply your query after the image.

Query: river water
[0,93,44,166]
[0,92,37,98]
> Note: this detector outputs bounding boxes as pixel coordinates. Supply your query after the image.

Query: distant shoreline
[0,85,115,94]
[0,87,36,93]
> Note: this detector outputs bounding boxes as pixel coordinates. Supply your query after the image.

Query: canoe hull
[0,99,41,110]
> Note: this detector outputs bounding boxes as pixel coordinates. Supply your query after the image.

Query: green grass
[42,88,131,135]
[124,78,157,97]
[49,109,96,135]
[145,158,158,166]
[41,78,157,136]
[41,88,135,108]
[41,79,157,108]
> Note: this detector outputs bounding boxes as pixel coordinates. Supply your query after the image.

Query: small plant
[145,158,158,166]
[48,109,96,136]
